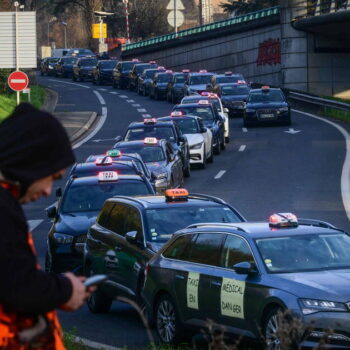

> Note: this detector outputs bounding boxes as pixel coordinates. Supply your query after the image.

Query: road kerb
[41,88,58,114]
[70,112,98,145]
[72,336,121,350]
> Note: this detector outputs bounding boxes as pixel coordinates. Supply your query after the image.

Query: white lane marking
[126,99,135,103]
[239,145,246,152]
[284,128,301,134]
[28,219,43,231]
[292,109,350,221]
[132,104,141,107]
[98,88,107,91]
[48,79,90,89]
[71,336,121,350]
[109,91,119,95]
[73,106,108,149]
[119,95,128,98]
[138,108,147,113]
[214,170,226,180]
[93,90,106,105]
[242,127,248,133]
[142,114,151,118]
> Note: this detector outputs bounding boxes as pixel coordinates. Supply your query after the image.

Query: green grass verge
[0,86,46,123]
[323,107,350,123]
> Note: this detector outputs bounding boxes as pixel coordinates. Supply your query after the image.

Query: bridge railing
[122,6,280,52]
[294,0,350,19]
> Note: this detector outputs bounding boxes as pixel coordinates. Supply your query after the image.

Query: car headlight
[245,109,256,113]
[155,172,168,180]
[300,299,348,315]
[49,66,54,69]
[277,107,289,114]
[53,233,74,244]
[191,142,204,150]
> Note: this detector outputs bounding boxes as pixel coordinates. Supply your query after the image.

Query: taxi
[112,59,141,89]
[45,171,155,273]
[166,70,190,104]
[117,118,191,178]
[149,70,174,100]
[218,83,250,118]
[128,61,157,91]
[113,138,184,193]
[158,112,214,169]
[40,57,60,76]
[84,189,245,313]
[172,101,225,155]
[54,56,78,78]
[143,214,350,348]
[244,86,291,127]
[138,67,166,96]
[72,57,98,82]
[92,59,117,85]
[181,92,230,144]
[183,70,214,96]
[208,72,247,94]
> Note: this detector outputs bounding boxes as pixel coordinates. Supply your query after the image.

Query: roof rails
[186,222,247,232]
[188,193,227,205]
[108,195,152,207]
[298,218,343,231]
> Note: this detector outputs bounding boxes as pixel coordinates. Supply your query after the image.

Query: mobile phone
[84,274,108,288]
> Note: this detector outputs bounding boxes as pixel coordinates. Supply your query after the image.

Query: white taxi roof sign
[171,111,183,117]
[269,213,298,228]
[199,69,207,73]
[98,171,118,182]
[144,137,158,144]
[144,118,157,124]
[95,156,113,165]
[198,100,210,105]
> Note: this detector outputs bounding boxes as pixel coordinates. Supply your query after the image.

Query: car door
[198,119,211,158]
[207,234,261,335]
[166,142,182,187]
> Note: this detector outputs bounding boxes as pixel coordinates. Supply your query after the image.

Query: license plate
[261,113,274,119]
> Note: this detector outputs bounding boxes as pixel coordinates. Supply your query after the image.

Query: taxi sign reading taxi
[8,71,29,92]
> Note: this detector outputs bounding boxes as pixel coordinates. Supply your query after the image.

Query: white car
[181,93,230,143]
[158,112,213,169]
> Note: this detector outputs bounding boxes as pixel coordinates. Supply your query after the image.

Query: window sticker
[187,272,200,310]
[221,278,245,319]
[265,259,273,267]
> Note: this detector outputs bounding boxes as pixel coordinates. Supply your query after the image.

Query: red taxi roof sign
[261,85,270,91]
[149,61,156,64]
[144,118,157,124]
[237,80,247,84]
[200,92,210,96]
[171,111,183,117]
[95,156,113,165]
[98,171,118,182]
[144,137,158,145]
[165,70,173,74]
[165,188,189,202]
[132,58,139,62]
[269,213,298,228]
[158,66,165,70]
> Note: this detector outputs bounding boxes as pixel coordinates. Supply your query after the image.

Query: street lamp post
[61,21,67,48]
[47,17,56,47]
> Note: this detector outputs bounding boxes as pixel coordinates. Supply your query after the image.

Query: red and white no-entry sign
[8,71,29,92]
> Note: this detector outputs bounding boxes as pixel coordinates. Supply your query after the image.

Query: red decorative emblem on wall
[256,39,281,66]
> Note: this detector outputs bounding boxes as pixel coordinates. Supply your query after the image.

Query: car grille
[76,233,87,243]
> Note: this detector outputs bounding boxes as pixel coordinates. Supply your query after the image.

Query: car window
[157,74,172,83]
[221,235,255,269]
[108,204,129,236]
[189,76,212,85]
[216,75,243,83]
[173,118,200,134]
[248,90,285,103]
[115,145,165,162]
[174,106,214,121]
[221,85,250,95]
[163,234,194,260]
[174,75,186,83]
[97,202,114,228]
[125,126,176,142]
[80,59,97,66]
[125,206,143,240]
[189,233,225,266]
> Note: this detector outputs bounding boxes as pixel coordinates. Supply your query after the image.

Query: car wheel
[155,294,184,345]
[207,142,214,163]
[200,147,207,169]
[263,307,289,350]
[221,136,226,150]
[87,288,113,314]
[214,137,221,155]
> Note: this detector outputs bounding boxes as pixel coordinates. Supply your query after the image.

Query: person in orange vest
[0,103,94,349]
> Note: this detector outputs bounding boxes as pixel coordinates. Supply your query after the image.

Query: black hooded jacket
[0,103,75,314]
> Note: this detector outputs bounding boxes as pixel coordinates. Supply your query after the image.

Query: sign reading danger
[187,272,200,309]
[221,278,246,319]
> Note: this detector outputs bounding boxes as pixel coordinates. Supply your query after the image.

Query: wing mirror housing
[126,231,138,243]
[233,261,257,275]
[46,205,57,219]
[224,108,229,113]
[178,136,185,143]
[201,127,207,133]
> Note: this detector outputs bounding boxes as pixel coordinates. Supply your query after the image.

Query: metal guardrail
[294,0,350,19]
[122,6,280,52]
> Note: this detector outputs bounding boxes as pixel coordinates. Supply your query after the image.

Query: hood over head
[0,103,75,191]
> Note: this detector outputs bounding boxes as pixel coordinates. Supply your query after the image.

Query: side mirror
[200,127,207,133]
[151,172,157,181]
[224,108,229,113]
[114,135,122,143]
[56,188,62,197]
[168,153,176,162]
[233,261,256,275]
[178,136,185,143]
[126,230,138,243]
[46,205,57,219]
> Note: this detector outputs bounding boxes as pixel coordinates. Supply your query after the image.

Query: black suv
[149,71,174,100]
[40,57,60,76]
[54,56,78,78]
[72,57,98,82]
[128,61,157,91]
[84,190,245,313]
[92,59,117,85]
[112,59,141,89]
[166,70,190,104]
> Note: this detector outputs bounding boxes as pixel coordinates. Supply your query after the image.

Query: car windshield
[189,75,212,85]
[174,106,214,121]
[157,74,172,83]
[125,126,176,142]
[114,145,165,162]
[183,97,221,112]
[174,75,186,83]
[48,58,59,63]
[62,181,150,213]
[146,206,241,243]
[248,90,285,103]
[172,118,200,134]
[81,59,97,66]
[62,58,76,64]
[72,163,137,177]
[222,85,250,95]
[145,70,158,78]
[100,60,116,68]
[217,75,243,83]
[122,62,135,71]
[136,64,150,73]
[256,233,350,273]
